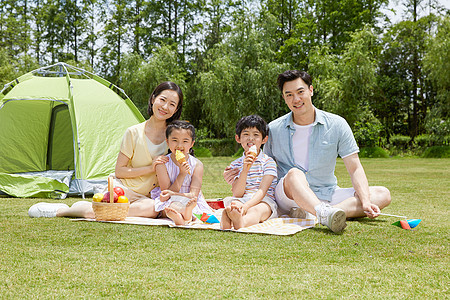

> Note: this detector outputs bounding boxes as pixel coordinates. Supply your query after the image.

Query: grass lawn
[1,158,449,299]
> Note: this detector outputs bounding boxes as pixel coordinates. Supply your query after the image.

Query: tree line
[0,0,449,149]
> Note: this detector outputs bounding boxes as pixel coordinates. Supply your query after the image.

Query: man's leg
[283,168,322,214]
[334,186,391,218]
[281,168,347,233]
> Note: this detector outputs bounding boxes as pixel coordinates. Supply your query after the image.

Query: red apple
[114,187,125,197]
[102,191,118,203]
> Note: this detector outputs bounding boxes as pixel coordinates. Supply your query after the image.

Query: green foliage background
[0,0,449,149]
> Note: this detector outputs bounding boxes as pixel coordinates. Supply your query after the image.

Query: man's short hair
[277,70,312,91]
[235,115,269,139]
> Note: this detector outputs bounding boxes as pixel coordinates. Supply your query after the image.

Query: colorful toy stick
[367,211,422,230]
[194,212,220,224]
[378,212,407,219]
[399,220,411,229]
[392,219,421,229]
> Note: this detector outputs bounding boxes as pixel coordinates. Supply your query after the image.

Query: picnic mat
[73,210,317,236]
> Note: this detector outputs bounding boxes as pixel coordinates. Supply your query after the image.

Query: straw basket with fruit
[92,176,129,221]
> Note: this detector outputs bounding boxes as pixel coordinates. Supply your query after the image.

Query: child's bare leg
[221,207,232,229]
[165,206,184,225]
[242,203,272,227]
[183,198,197,222]
[227,201,244,229]
[228,208,244,229]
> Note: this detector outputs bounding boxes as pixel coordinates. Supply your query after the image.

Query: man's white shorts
[275,175,356,214]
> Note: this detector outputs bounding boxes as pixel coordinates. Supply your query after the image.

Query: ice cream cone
[246,145,257,171]
[175,150,190,174]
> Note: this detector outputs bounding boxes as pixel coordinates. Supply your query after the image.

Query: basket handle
[108,176,114,203]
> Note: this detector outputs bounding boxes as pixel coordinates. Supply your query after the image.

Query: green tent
[0,62,145,198]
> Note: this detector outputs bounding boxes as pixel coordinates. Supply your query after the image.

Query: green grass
[1,158,449,299]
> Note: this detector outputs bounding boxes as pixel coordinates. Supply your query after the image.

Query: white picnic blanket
[73,210,317,236]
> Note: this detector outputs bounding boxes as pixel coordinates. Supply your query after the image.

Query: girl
[28,81,183,219]
[152,120,212,225]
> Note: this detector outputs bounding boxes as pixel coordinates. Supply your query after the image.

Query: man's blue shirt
[264,108,359,201]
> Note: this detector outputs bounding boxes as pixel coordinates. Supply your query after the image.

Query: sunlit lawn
[1,158,448,298]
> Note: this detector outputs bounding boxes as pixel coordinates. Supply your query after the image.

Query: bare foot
[165,207,184,225]
[228,207,244,229]
[221,207,232,229]
[183,198,197,222]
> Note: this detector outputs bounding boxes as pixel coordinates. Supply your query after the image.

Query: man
[224,70,391,233]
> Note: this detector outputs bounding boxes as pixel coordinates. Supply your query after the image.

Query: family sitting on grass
[28,70,392,233]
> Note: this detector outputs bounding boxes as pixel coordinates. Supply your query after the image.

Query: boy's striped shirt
[229,151,278,200]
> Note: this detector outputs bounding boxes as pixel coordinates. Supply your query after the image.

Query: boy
[220,115,278,230]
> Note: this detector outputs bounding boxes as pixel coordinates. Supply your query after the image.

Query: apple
[114,187,125,197]
[102,191,118,203]
[117,195,128,203]
[93,193,104,202]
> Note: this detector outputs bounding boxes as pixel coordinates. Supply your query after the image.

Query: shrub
[193,147,212,157]
[414,134,432,148]
[389,135,411,150]
[232,148,244,158]
[353,121,383,147]
[196,138,237,156]
[359,147,389,158]
[422,146,450,158]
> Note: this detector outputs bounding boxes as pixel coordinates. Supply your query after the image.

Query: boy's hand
[160,190,174,202]
[223,166,239,184]
[243,150,257,170]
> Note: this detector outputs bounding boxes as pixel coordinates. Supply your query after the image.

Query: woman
[28,81,183,219]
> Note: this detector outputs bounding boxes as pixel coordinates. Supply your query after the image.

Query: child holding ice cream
[220,115,278,230]
[152,120,212,225]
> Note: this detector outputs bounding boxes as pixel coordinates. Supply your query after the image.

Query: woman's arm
[115,152,168,179]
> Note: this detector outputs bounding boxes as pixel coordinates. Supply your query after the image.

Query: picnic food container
[92,176,129,221]
[206,199,225,210]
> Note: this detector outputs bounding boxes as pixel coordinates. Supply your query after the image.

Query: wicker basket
[92,176,129,221]
[92,201,129,221]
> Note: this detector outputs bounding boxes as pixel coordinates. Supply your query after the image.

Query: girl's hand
[152,155,169,173]
[160,190,174,202]
[179,161,191,175]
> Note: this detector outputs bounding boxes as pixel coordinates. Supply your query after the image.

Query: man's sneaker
[28,203,69,218]
[315,203,347,233]
[289,207,307,219]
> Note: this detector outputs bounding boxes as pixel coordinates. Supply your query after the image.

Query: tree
[0,0,32,57]
[378,11,439,138]
[119,45,186,116]
[423,16,450,145]
[195,11,289,137]
[99,0,130,83]
[309,27,379,128]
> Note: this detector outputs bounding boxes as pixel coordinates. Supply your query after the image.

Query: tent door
[47,104,75,171]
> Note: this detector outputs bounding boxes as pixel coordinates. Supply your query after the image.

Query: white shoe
[289,207,307,219]
[28,202,69,218]
[315,203,347,233]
